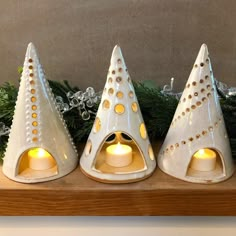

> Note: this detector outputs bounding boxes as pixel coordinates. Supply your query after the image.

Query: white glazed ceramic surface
[80,45,156,183]
[3,43,78,183]
[158,44,234,183]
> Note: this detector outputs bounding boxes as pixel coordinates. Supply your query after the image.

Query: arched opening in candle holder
[93,131,147,174]
[186,148,225,183]
[16,147,58,179]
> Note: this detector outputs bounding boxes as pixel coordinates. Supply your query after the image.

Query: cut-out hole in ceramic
[186,148,225,183]
[93,132,146,175]
[17,148,58,180]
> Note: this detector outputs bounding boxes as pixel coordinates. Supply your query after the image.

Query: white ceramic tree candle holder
[158,44,234,184]
[3,43,78,183]
[80,45,156,183]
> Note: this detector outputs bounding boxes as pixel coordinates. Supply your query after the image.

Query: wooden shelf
[1,162,236,216]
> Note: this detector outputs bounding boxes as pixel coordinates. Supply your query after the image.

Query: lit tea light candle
[190,148,216,171]
[28,148,56,170]
[105,142,132,167]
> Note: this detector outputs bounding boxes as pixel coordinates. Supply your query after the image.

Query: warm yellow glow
[105,142,133,167]
[94,117,101,133]
[194,149,216,159]
[28,148,51,159]
[140,123,147,139]
[190,148,217,172]
[116,91,123,99]
[107,142,131,155]
[199,149,204,155]
[28,148,55,171]
[115,104,125,114]
[132,102,138,112]
[102,100,110,110]
[148,144,155,160]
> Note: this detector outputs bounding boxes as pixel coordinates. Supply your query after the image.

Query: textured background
[0,0,235,92]
[1,1,236,234]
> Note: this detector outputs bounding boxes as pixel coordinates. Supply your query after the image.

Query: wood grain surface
[0,162,236,216]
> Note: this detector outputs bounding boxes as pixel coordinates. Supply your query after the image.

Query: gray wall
[0,0,235,92]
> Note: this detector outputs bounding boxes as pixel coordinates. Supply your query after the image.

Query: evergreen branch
[0,78,236,160]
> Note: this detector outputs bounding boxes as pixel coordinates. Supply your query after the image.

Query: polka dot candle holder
[3,43,78,183]
[158,44,234,184]
[80,45,156,183]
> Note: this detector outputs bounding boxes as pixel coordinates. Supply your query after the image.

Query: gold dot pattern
[32,129,38,135]
[102,99,110,110]
[115,104,125,114]
[140,123,147,139]
[32,121,38,127]
[185,75,210,89]
[32,137,38,142]
[31,97,36,102]
[172,82,214,126]
[163,117,222,155]
[129,91,134,98]
[108,88,114,95]
[32,105,37,110]
[116,91,123,99]
[131,102,138,112]
[94,117,101,133]
[28,59,39,143]
[107,60,141,135]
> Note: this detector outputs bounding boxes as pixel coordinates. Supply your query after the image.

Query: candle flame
[198,149,205,155]
[37,148,47,158]
[28,148,51,159]
[114,142,122,153]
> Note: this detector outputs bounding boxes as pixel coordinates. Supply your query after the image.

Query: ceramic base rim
[80,166,154,184]
[158,165,235,184]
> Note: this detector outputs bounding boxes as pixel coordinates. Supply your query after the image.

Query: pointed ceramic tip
[25,42,39,63]
[194,43,209,66]
[110,44,127,68]
[111,45,123,59]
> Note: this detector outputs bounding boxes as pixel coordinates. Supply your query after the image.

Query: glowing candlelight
[105,142,132,167]
[190,148,216,171]
[28,148,56,170]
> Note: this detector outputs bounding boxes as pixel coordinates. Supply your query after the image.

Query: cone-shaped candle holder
[80,45,156,183]
[3,43,78,183]
[158,44,234,183]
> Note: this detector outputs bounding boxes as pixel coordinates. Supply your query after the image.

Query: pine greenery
[0,78,235,159]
